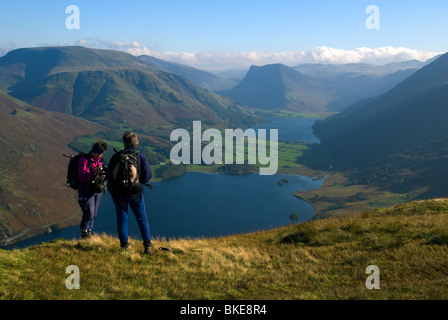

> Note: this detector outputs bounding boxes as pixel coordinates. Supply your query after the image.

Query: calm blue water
[3,117,325,249]
[4,172,325,249]
[252,117,322,143]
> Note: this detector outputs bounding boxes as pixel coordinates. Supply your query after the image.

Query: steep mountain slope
[219,63,336,113]
[0,90,105,243]
[138,55,237,91]
[324,68,418,111]
[10,68,254,130]
[314,52,448,159]
[0,47,257,135]
[313,52,448,197]
[294,61,427,112]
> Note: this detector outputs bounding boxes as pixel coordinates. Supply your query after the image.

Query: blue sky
[1,1,447,70]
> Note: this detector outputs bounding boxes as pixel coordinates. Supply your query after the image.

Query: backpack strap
[111,148,141,179]
[122,149,140,168]
[125,150,141,179]
[82,153,94,175]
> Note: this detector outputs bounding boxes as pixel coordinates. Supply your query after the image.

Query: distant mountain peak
[219,63,335,113]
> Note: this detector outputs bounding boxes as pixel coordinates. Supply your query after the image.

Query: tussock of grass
[1,199,448,300]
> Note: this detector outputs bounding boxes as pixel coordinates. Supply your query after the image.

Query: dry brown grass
[1,199,448,300]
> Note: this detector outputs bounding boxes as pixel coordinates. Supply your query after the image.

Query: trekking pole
[144,183,153,189]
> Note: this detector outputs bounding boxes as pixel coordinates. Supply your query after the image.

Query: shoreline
[293,172,418,219]
[0,208,82,248]
[1,168,326,249]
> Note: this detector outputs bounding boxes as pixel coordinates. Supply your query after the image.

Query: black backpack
[107,150,142,198]
[63,153,106,193]
[63,152,89,190]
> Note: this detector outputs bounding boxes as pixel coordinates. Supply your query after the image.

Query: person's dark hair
[92,141,108,154]
[123,131,139,148]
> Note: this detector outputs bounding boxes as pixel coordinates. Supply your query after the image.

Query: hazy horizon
[1,1,446,71]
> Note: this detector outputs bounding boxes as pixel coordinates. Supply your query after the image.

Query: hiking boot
[144,246,152,254]
[143,241,152,254]
[81,230,91,239]
[81,233,92,239]
[121,242,130,251]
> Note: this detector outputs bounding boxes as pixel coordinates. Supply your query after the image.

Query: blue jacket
[107,147,152,187]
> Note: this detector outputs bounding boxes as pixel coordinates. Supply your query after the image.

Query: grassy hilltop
[1,199,448,300]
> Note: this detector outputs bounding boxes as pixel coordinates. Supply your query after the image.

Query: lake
[252,116,322,144]
[3,117,324,249]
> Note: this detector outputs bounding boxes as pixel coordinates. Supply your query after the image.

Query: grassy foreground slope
[1,199,448,300]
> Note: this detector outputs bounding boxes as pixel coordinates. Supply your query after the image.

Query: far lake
[3,117,324,249]
[252,116,322,144]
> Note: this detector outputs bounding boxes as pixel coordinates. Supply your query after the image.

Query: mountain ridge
[138,55,237,91]
[218,58,430,114]
[0,46,257,135]
[313,52,448,197]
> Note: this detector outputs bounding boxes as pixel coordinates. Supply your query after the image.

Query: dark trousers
[112,193,151,246]
[78,188,102,231]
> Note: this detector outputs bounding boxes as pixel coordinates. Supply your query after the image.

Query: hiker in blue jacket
[107,131,152,254]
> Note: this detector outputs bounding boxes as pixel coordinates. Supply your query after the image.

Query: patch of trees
[155,162,185,180]
[217,163,257,175]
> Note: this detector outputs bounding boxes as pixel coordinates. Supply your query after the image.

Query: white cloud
[75,38,442,71]
[76,38,153,56]
[304,46,440,65]
[0,38,443,69]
